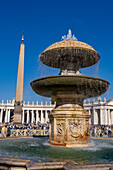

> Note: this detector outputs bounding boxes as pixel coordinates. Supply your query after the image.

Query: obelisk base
[48,104,91,147]
[13,106,22,124]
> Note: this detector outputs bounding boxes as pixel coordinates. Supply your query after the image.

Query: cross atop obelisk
[13,34,25,124]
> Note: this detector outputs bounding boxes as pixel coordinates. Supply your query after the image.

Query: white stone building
[0,99,54,125]
[0,97,113,126]
[84,97,113,126]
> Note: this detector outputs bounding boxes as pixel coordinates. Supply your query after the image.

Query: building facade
[84,97,113,126]
[0,97,113,125]
[0,99,54,125]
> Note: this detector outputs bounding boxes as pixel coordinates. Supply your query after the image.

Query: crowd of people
[0,122,49,135]
[90,125,112,137]
[0,122,113,138]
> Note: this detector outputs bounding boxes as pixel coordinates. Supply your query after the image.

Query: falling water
[38,61,46,104]
[80,61,100,102]
[39,57,60,104]
[101,86,110,101]
[80,62,99,78]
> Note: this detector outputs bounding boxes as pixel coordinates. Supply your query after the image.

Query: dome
[39,39,100,69]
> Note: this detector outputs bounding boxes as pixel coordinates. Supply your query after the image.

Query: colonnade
[88,108,113,125]
[84,97,113,126]
[0,108,51,124]
[1,98,113,126]
[1,107,113,126]
[0,108,13,124]
[22,109,50,124]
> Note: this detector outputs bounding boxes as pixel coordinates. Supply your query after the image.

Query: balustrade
[1,129,49,137]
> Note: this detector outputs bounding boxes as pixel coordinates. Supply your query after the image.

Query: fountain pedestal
[49,104,90,147]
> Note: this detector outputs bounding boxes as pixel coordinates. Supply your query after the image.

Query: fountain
[30,30,110,147]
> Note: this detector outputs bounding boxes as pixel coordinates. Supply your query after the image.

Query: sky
[0,0,113,104]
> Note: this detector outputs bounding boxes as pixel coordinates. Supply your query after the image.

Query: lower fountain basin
[30,75,110,100]
[0,137,113,164]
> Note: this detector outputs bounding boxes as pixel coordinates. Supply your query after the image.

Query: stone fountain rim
[30,75,110,99]
[39,39,100,69]
[39,47,100,69]
[41,39,100,56]
[30,75,110,85]
[40,46,100,57]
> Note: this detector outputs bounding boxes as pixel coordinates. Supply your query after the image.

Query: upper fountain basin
[30,75,109,100]
[39,39,100,69]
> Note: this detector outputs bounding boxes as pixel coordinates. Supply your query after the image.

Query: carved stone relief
[68,118,88,138]
[56,119,65,140]
[69,119,80,138]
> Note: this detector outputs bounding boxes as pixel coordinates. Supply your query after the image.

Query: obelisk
[13,34,25,124]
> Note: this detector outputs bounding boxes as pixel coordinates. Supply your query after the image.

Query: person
[92,128,95,137]
[94,126,97,136]
[6,127,11,137]
[99,128,102,137]
[105,126,108,136]
[108,127,111,137]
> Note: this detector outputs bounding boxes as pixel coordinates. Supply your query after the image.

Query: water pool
[0,137,113,164]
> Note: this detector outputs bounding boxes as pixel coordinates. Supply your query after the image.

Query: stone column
[5,109,8,123]
[95,110,99,125]
[47,111,50,122]
[107,109,109,125]
[0,109,3,123]
[0,110,2,123]
[100,108,103,125]
[22,110,24,124]
[40,110,43,124]
[111,110,113,124]
[36,110,39,124]
[42,111,45,123]
[104,109,107,125]
[27,110,29,124]
[88,109,91,124]
[7,109,10,123]
[108,109,111,125]
[31,110,34,124]
[110,110,112,125]
[92,108,96,125]
[45,110,48,123]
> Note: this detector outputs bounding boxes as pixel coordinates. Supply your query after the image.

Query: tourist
[108,127,111,137]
